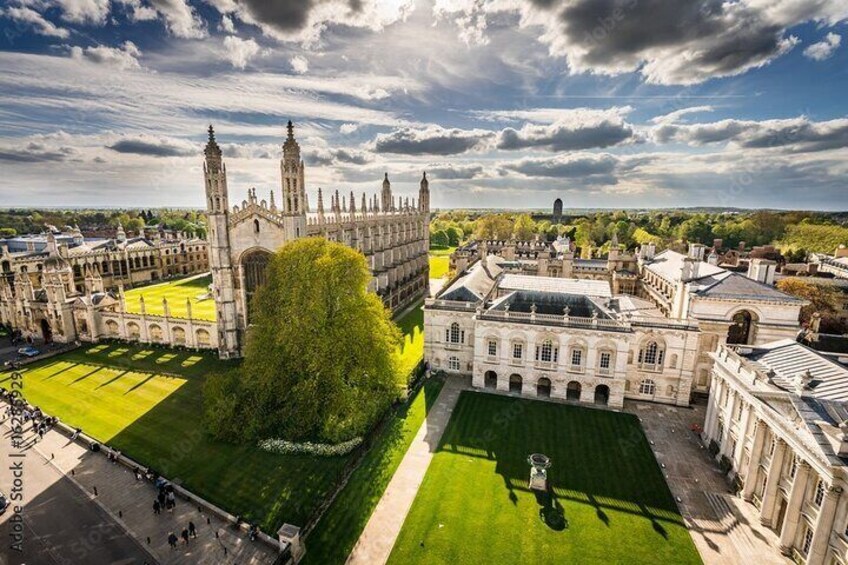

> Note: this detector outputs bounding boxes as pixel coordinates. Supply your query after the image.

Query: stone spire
[381,172,392,211]
[204,124,222,164]
[269,189,276,211]
[317,187,324,216]
[419,171,430,213]
[349,190,356,213]
[361,192,366,214]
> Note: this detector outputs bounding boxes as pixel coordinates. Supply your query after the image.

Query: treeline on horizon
[430,210,848,258]
[0,208,207,239]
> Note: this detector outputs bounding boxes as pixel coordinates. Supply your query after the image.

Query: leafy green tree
[204,238,402,444]
[474,214,513,240]
[0,227,16,238]
[431,230,450,248]
[445,226,463,247]
[512,214,536,240]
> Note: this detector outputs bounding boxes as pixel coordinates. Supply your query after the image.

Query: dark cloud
[496,118,636,151]
[514,0,819,84]
[424,164,485,180]
[305,147,373,166]
[500,153,620,181]
[0,142,77,163]
[234,0,362,33]
[653,117,848,152]
[108,137,194,157]
[373,126,494,155]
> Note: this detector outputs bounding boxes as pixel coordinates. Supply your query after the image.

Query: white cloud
[219,13,235,33]
[650,106,715,125]
[3,6,70,38]
[340,123,358,134]
[290,55,308,74]
[70,41,142,70]
[804,33,842,61]
[118,0,158,21]
[222,35,261,69]
[53,0,110,24]
[148,0,206,39]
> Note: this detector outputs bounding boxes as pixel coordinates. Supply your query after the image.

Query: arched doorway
[537,377,551,398]
[566,381,581,401]
[509,374,522,393]
[40,319,52,343]
[594,384,610,406]
[242,249,273,323]
[727,310,755,345]
[484,370,497,389]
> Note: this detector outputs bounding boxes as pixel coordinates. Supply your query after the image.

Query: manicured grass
[2,344,348,531]
[124,274,216,321]
[428,246,455,280]
[303,376,446,565]
[388,392,701,565]
[396,302,424,378]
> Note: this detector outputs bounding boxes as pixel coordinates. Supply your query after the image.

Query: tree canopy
[204,238,402,444]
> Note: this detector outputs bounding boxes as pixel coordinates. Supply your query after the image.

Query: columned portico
[806,485,842,565]
[742,420,767,501]
[760,439,787,528]
[778,460,810,554]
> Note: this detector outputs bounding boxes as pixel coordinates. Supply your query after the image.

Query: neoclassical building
[425,256,700,408]
[204,122,430,358]
[704,340,848,564]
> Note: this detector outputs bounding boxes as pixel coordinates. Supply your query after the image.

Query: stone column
[703,376,722,441]
[732,400,753,469]
[778,460,810,555]
[807,485,842,565]
[718,391,738,458]
[742,420,767,501]
[278,524,304,563]
[760,439,787,527]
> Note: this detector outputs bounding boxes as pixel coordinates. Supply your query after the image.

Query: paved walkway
[346,376,467,565]
[626,400,788,565]
[0,418,279,565]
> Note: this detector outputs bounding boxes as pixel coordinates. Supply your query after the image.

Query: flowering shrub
[258,437,363,457]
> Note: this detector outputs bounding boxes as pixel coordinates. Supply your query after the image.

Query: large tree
[204,238,402,444]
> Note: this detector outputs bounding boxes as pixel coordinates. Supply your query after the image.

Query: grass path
[302,377,445,565]
[388,392,702,564]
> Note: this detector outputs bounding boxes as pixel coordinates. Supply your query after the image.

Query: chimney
[646,242,656,261]
[688,243,705,261]
[746,258,776,285]
[680,256,699,281]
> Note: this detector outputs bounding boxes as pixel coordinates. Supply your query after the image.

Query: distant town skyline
[1,0,847,210]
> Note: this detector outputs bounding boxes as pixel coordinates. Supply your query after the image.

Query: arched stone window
[127,322,140,340]
[242,249,272,323]
[537,377,551,398]
[105,320,119,337]
[173,326,186,345]
[196,328,211,347]
[484,370,497,389]
[727,310,756,345]
[149,324,163,342]
[253,219,260,234]
[638,340,665,372]
[639,379,656,395]
[535,338,558,364]
[446,322,463,344]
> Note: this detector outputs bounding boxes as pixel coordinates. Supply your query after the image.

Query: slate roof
[690,272,806,303]
[644,249,724,282]
[438,258,503,302]
[498,274,611,298]
[743,339,848,401]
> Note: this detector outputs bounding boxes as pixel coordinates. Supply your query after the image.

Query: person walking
[167,532,178,550]
[181,528,189,545]
[188,521,197,538]
[153,500,160,515]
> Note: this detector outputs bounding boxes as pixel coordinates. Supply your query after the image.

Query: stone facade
[0,229,210,346]
[203,122,430,358]
[704,340,848,565]
[425,258,698,408]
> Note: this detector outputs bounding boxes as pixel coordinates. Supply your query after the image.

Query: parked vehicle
[17,347,40,358]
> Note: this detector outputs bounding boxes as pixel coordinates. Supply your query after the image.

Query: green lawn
[2,344,348,531]
[388,392,701,565]
[303,376,445,565]
[124,274,216,321]
[396,302,424,378]
[428,246,455,280]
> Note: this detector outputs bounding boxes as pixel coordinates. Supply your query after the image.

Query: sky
[0,0,846,211]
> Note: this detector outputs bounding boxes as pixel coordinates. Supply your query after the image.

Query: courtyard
[123,273,216,321]
[388,391,702,564]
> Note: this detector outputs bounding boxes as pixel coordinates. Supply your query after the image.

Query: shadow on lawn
[438,392,686,533]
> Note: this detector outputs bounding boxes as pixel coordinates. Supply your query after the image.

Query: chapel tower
[203,125,239,358]
[381,173,392,212]
[419,171,430,213]
[281,121,307,239]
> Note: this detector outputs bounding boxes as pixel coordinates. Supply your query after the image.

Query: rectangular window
[814,479,825,507]
[802,526,814,555]
[512,343,523,359]
[571,349,582,368]
[488,340,497,357]
[599,351,611,373]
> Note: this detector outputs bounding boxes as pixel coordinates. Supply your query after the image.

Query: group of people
[166,522,198,549]
[153,482,178,514]
[1,396,57,441]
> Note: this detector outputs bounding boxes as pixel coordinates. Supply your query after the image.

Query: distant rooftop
[498,274,611,298]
